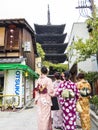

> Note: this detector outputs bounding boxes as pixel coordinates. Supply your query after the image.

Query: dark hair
[54,72,61,80]
[77,73,85,79]
[61,72,64,81]
[41,66,48,74]
[64,70,70,80]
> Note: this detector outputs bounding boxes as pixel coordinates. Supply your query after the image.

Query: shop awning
[0,63,39,79]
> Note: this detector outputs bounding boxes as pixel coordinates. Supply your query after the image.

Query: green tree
[43,61,68,73]
[36,43,45,60]
[70,7,98,62]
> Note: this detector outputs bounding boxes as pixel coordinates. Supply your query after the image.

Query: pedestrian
[61,72,65,81]
[56,70,79,130]
[76,72,91,130]
[52,72,63,129]
[34,66,54,130]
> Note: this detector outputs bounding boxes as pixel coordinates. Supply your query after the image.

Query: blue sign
[15,70,20,95]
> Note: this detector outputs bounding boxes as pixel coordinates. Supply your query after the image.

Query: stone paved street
[0,106,38,130]
[0,105,97,130]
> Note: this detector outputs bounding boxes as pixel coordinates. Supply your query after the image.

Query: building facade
[67,22,98,93]
[0,18,38,109]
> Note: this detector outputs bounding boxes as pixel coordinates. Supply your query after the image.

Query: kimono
[52,79,63,129]
[77,79,91,130]
[35,74,54,130]
[56,80,79,130]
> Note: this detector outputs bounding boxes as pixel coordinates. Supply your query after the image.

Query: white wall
[67,22,98,72]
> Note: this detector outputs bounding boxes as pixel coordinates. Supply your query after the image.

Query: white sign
[4,70,22,107]
[24,42,31,52]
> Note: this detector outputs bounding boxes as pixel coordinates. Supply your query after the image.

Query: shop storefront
[0,63,38,108]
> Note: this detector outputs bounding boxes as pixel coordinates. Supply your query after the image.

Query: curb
[90,109,98,127]
[17,99,34,112]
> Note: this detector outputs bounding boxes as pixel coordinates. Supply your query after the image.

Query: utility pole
[76,0,95,17]
[90,0,95,15]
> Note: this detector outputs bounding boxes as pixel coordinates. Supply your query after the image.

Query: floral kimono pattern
[35,75,54,130]
[77,79,91,130]
[56,80,79,130]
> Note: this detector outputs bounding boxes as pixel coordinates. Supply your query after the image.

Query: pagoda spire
[47,5,51,25]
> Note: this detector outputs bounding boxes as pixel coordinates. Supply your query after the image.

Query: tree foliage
[73,37,97,61]
[43,61,68,73]
[71,9,98,62]
[84,71,98,82]
[36,43,45,60]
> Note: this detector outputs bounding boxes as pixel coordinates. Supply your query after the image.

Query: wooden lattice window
[5,25,19,51]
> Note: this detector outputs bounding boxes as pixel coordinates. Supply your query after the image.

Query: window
[5,25,19,51]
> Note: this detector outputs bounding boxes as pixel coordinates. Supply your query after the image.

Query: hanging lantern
[25,72,28,77]
[10,29,14,34]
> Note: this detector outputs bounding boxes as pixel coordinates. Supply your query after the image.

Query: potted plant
[90,95,98,115]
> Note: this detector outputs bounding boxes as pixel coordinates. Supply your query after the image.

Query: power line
[76,0,94,18]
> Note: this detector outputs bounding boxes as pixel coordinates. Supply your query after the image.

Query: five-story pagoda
[34,5,68,74]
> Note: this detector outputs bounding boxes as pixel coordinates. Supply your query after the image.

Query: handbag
[51,96,59,110]
[76,101,83,113]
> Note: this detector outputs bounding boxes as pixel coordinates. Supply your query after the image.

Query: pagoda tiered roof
[34,5,68,64]
[34,24,65,34]
[45,53,67,63]
[35,33,67,44]
[42,43,68,53]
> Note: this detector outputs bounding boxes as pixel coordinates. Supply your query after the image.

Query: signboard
[24,42,31,52]
[4,70,23,107]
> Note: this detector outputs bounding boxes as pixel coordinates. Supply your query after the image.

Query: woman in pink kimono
[35,66,54,130]
[56,71,79,130]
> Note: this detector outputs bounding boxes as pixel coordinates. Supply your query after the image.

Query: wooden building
[0,18,38,109]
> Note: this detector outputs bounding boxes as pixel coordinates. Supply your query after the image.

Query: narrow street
[0,105,97,130]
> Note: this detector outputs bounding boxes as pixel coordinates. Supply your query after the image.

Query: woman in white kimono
[35,66,54,130]
[52,72,63,129]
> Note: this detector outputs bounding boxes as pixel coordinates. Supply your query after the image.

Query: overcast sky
[0,0,98,41]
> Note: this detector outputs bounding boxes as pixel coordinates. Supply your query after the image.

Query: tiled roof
[0,18,34,33]
[34,24,66,34]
